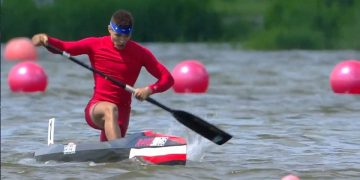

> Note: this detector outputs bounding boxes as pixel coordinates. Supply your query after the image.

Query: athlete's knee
[104,103,118,118]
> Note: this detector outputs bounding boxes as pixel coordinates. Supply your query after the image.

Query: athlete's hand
[134,87,153,101]
[32,33,48,46]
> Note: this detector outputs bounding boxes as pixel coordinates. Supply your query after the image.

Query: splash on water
[164,122,212,162]
[186,134,212,162]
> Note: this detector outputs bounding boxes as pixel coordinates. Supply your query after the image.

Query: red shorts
[84,99,131,141]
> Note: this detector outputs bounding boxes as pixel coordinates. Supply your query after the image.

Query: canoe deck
[34,131,187,165]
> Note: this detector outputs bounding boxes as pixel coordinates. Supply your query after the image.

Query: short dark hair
[111,9,133,27]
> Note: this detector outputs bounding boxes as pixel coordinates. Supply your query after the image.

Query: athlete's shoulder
[128,40,152,53]
[128,40,143,48]
[82,36,108,43]
[77,36,110,49]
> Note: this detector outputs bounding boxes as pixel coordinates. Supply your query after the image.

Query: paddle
[45,44,232,145]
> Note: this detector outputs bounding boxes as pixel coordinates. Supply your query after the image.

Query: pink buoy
[330,60,360,94]
[172,60,209,93]
[7,61,48,93]
[4,37,37,61]
[281,174,300,180]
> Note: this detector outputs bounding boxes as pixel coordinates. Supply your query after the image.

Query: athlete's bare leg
[90,101,121,140]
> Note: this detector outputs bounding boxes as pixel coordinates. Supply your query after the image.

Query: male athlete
[32,9,174,141]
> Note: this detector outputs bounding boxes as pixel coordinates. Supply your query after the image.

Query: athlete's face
[108,26,131,50]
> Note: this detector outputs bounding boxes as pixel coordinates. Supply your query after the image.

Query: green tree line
[1,0,222,42]
[245,0,360,50]
[1,0,360,49]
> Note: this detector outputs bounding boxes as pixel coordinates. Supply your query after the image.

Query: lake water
[1,43,360,180]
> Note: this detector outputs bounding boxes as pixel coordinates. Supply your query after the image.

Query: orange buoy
[172,60,209,93]
[4,37,37,61]
[7,61,48,93]
[330,60,360,94]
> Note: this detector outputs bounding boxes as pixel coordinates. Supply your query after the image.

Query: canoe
[34,130,187,165]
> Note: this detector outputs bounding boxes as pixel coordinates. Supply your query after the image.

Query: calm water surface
[1,43,360,180]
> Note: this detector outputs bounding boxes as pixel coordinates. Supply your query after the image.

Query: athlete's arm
[47,37,93,56]
[142,48,174,94]
[32,33,93,55]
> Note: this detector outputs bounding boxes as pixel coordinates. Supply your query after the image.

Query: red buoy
[330,60,360,94]
[172,60,209,93]
[7,61,48,93]
[4,37,37,61]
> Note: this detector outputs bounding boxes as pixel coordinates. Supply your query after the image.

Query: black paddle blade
[172,110,232,145]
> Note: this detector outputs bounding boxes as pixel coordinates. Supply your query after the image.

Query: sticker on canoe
[135,137,168,147]
[63,142,76,154]
[150,137,168,146]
